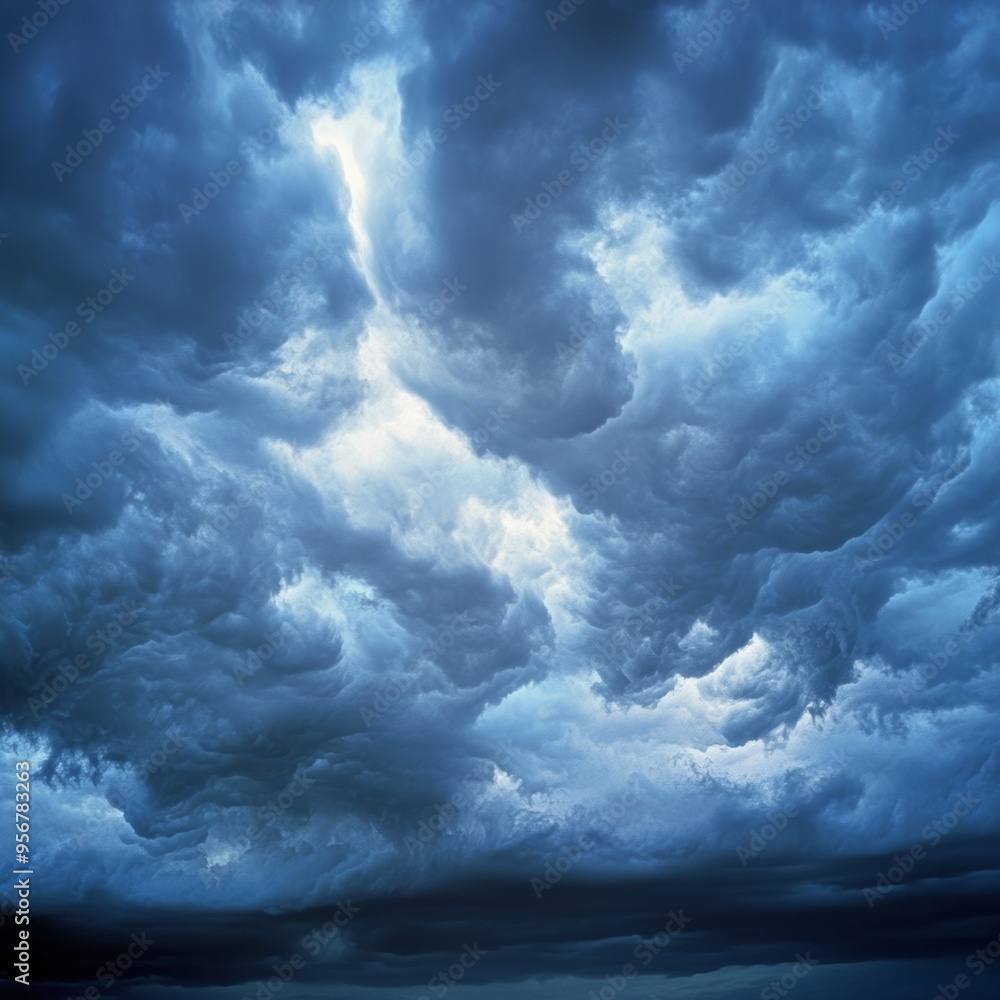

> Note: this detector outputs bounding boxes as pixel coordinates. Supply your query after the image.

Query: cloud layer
[1,1,999,997]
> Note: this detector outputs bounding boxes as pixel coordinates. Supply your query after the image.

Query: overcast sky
[2,1,999,998]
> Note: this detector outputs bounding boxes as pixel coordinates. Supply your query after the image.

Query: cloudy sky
[2,0,999,997]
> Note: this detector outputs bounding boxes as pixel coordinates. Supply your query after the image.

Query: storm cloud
[1,1,999,997]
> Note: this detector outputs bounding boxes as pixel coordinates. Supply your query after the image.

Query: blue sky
[1,1,999,997]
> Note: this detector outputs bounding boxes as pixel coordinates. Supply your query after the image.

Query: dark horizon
[2,1,999,998]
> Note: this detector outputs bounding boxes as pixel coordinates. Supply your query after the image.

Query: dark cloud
[1,1,999,997]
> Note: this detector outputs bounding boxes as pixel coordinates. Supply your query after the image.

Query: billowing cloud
[2,1,999,997]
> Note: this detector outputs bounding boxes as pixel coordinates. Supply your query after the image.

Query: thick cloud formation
[1,1,999,997]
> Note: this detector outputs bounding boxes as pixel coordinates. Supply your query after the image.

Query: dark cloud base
[25,864,1000,996]
[2,0,999,997]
